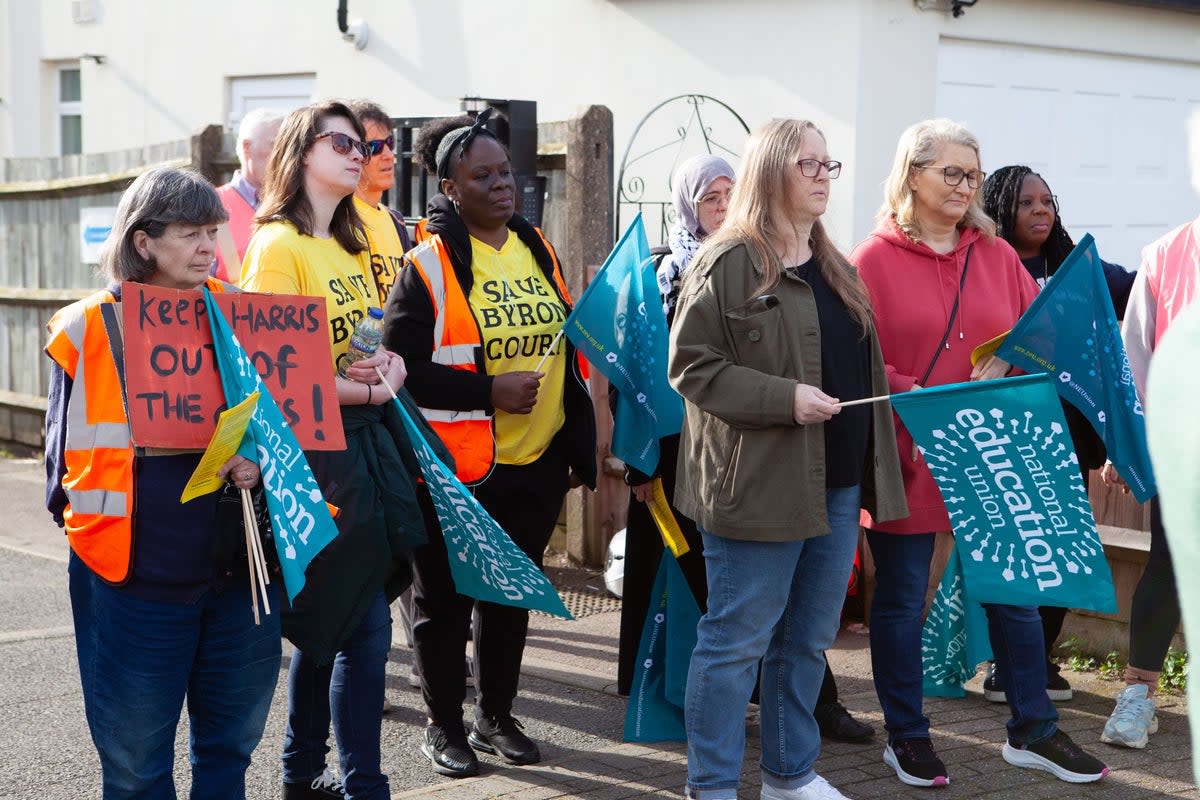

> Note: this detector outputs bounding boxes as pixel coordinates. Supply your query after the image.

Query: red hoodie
[851,218,1040,534]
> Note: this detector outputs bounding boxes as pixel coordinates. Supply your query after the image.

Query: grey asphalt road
[0,457,626,799]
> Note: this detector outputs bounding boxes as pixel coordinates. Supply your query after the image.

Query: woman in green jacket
[668,118,906,800]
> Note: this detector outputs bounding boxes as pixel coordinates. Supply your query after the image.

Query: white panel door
[936,39,1200,268]
[228,74,316,132]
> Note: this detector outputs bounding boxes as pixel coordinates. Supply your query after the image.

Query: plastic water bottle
[337,307,384,377]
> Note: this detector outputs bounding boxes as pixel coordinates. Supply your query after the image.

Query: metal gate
[615,94,749,244]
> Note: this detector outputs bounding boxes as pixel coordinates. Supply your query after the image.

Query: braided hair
[981,165,1075,271]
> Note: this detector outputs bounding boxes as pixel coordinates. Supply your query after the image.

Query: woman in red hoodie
[851,118,1108,789]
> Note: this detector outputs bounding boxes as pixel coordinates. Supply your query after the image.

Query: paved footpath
[0,455,1195,799]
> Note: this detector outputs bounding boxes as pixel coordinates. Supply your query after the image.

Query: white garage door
[936,38,1200,269]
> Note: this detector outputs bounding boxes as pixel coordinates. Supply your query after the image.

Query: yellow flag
[180,392,259,503]
[970,330,1010,366]
[648,478,689,558]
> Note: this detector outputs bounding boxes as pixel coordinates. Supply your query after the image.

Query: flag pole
[374,368,400,401]
[242,487,271,615]
[532,328,566,375]
[834,394,892,409]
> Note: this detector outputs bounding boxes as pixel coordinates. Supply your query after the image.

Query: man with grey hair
[213,107,283,281]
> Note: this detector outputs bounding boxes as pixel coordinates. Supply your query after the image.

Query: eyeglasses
[916,164,985,189]
[312,131,371,160]
[797,159,842,179]
[697,188,733,205]
[366,135,395,156]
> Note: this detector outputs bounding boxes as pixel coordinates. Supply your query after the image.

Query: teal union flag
[390,394,572,619]
[563,213,682,475]
[624,554,700,742]
[997,234,1155,502]
[203,288,338,602]
[891,374,1116,614]
[921,542,991,698]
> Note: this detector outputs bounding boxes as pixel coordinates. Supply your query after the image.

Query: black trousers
[411,437,570,728]
[1130,499,1179,671]
[616,435,707,696]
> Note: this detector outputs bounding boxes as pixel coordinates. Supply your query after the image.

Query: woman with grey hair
[44,166,279,799]
[852,118,1108,787]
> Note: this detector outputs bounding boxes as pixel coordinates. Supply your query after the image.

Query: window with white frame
[58,65,82,155]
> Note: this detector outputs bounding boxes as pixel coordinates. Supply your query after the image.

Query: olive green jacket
[667,241,908,541]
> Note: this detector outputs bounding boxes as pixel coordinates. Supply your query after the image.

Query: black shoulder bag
[917,244,972,387]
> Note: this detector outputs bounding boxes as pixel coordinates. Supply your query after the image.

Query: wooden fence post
[558,106,624,567]
[190,124,226,185]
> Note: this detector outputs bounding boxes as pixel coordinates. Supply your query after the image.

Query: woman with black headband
[383,112,596,778]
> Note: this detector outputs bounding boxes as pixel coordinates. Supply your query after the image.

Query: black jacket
[382,194,597,489]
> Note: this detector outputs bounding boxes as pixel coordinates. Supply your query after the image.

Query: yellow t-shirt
[354,196,406,306]
[468,231,568,465]
[240,221,377,375]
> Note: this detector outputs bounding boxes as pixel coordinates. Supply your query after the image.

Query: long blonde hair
[699,118,873,331]
[878,117,996,241]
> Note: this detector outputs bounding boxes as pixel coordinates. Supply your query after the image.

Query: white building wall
[3,0,1199,248]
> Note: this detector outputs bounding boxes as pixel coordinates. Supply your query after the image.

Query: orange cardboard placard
[121,282,344,450]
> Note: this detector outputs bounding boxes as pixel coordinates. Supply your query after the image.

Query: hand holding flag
[562,214,682,475]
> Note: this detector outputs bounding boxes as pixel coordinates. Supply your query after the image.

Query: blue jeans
[866,531,1058,746]
[69,554,281,800]
[283,591,392,800]
[685,487,861,799]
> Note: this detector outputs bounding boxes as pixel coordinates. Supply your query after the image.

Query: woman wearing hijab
[615,154,732,697]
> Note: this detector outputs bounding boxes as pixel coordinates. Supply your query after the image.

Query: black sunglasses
[366,135,395,156]
[312,130,371,160]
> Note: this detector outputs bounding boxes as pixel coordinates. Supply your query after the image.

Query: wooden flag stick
[532,328,566,374]
[242,487,270,586]
[373,368,401,401]
[242,487,271,615]
[244,522,260,626]
[834,394,892,409]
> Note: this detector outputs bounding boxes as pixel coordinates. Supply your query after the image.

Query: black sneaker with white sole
[421,723,479,778]
[281,767,345,799]
[883,738,949,787]
[469,713,540,765]
[1045,670,1074,702]
[1002,729,1108,783]
[982,662,1006,703]
[982,661,1073,703]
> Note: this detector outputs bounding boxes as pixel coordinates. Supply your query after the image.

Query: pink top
[851,218,1040,534]
[1123,215,1200,405]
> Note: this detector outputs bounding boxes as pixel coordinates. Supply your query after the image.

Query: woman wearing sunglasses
[850,119,1108,787]
[382,112,596,779]
[669,119,906,800]
[241,100,437,800]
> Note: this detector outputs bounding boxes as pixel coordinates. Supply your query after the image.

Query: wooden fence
[0,108,624,564]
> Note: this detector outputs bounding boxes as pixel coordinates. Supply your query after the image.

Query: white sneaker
[761,775,850,800]
[1100,684,1159,748]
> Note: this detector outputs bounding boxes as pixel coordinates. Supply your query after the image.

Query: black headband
[436,107,495,181]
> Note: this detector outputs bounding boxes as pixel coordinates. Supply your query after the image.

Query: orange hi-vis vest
[214,184,255,282]
[407,230,574,484]
[45,279,228,583]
